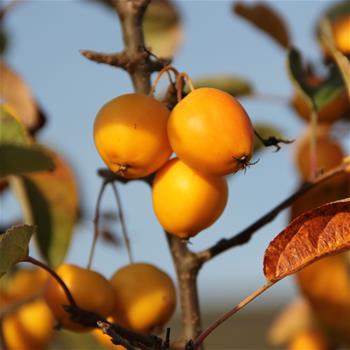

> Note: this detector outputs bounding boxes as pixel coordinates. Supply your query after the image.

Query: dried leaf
[10,150,79,267]
[233,2,290,49]
[0,144,55,177]
[0,61,44,133]
[143,0,183,57]
[264,198,350,282]
[0,225,34,279]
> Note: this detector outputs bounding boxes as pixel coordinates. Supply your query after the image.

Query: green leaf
[319,19,350,99]
[189,75,253,97]
[253,123,284,153]
[287,47,347,111]
[0,225,34,279]
[143,0,182,57]
[0,144,55,177]
[233,2,290,49]
[144,0,179,32]
[10,150,79,267]
[0,105,30,146]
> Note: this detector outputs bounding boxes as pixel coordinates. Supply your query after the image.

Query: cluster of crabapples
[93,84,254,239]
[1,264,176,350]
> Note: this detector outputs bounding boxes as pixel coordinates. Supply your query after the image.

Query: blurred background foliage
[0,0,350,348]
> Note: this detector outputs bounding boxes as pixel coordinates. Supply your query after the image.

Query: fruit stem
[149,65,179,96]
[110,181,134,264]
[21,256,78,308]
[176,72,195,102]
[192,281,274,349]
[87,179,108,270]
[309,102,318,181]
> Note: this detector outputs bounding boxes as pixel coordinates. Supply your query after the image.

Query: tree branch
[80,50,131,68]
[166,234,202,346]
[21,256,164,349]
[80,49,168,73]
[196,161,350,263]
[88,1,204,346]
[91,1,204,344]
[111,0,152,94]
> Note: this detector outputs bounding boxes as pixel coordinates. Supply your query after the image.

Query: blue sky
[2,0,347,311]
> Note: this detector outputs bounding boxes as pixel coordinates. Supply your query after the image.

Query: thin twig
[87,179,108,270]
[310,105,318,180]
[98,321,136,350]
[192,281,274,349]
[97,168,154,185]
[80,50,130,68]
[162,328,171,350]
[110,182,134,264]
[254,129,294,152]
[19,257,164,348]
[21,256,77,307]
[148,65,179,96]
[176,72,195,102]
[196,161,350,263]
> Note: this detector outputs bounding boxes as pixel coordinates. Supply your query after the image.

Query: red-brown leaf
[233,2,290,49]
[264,198,350,282]
[0,61,44,134]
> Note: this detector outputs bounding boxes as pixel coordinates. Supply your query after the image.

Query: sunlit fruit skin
[295,131,344,181]
[43,264,115,332]
[296,254,350,345]
[110,263,176,332]
[167,87,254,176]
[17,300,54,346]
[93,93,172,179]
[321,15,350,59]
[333,16,350,54]
[152,158,228,238]
[3,300,54,350]
[3,314,43,350]
[288,329,330,350]
[3,268,49,300]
